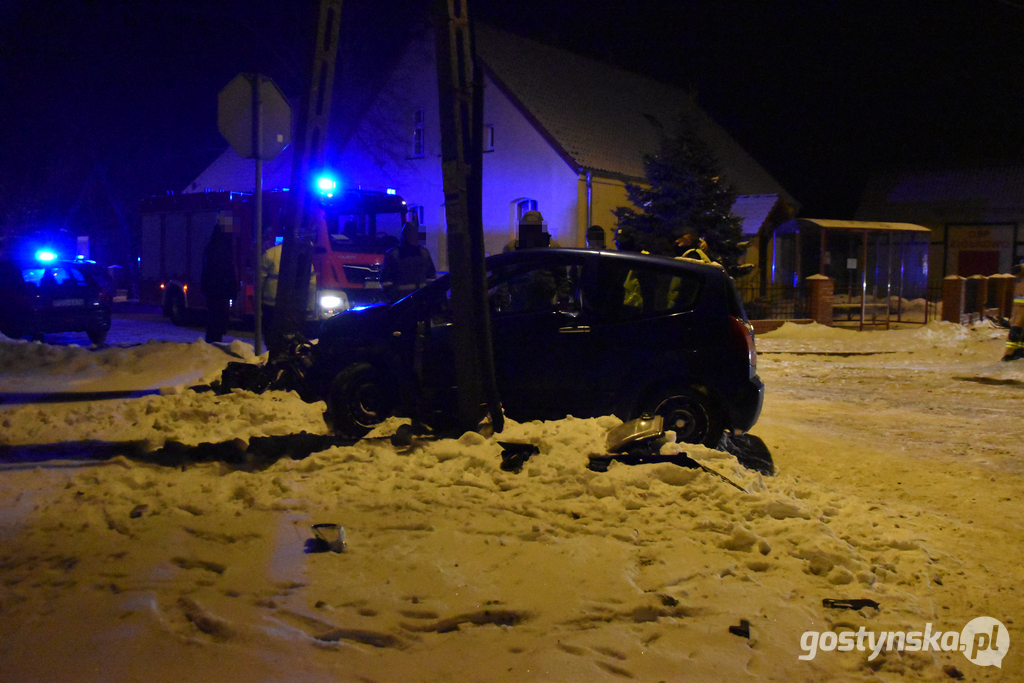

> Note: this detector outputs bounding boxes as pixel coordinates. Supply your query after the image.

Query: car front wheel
[642,388,723,447]
[325,363,395,439]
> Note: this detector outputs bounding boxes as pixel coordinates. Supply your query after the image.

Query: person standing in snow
[1003,262,1024,361]
[200,212,238,343]
[259,236,283,338]
[380,216,436,303]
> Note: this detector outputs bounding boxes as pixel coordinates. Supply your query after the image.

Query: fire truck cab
[138,187,409,325]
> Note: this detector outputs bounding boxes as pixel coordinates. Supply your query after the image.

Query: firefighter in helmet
[1003,261,1024,361]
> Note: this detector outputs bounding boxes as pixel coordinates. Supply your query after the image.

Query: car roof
[485,247,726,278]
[0,258,99,268]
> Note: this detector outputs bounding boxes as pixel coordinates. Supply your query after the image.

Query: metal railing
[736,284,808,321]
[736,282,943,326]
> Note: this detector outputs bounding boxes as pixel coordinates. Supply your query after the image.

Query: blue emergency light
[316,175,339,198]
[35,249,58,262]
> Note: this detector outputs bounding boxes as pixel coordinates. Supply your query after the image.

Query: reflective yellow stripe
[1007,341,1023,350]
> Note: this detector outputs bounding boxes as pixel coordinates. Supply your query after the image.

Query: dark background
[2,0,1022,253]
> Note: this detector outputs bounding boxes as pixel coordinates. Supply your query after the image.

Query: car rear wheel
[642,388,723,447]
[168,293,188,326]
[325,363,395,439]
[87,327,109,345]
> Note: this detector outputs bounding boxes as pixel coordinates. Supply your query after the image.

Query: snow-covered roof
[184,147,295,194]
[857,165,1024,224]
[474,24,795,203]
[732,194,791,236]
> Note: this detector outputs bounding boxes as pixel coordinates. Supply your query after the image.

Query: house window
[484,124,495,152]
[411,109,425,158]
[515,199,538,221]
[406,204,424,225]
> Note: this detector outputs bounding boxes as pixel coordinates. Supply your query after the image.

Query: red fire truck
[138,187,408,325]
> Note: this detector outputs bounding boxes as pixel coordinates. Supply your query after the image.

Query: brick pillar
[966,274,988,323]
[988,274,1013,319]
[806,274,833,326]
[942,275,966,324]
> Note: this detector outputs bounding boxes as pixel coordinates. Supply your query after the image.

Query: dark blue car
[0,258,112,345]
[310,248,763,444]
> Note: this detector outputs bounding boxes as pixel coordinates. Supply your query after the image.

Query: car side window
[597,261,702,321]
[22,268,46,287]
[487,262,578,315]
[51,267,82,285]
[428,286,453,326]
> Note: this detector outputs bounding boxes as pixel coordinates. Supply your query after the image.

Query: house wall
[334,36,582,270]
[574,175,632,248]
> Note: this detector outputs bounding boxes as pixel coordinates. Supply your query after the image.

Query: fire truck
[138,186,409,325]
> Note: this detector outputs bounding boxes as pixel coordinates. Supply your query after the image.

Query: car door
[586,255,709,412]
[485,251,596,420]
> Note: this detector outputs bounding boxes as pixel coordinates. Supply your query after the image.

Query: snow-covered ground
[1,321,1022,681]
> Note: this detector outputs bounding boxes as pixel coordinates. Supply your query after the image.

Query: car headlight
[318,291,349,317]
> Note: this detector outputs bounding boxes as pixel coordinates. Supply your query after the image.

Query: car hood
[319,303,394,341]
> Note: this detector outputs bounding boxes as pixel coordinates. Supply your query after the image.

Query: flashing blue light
[35,249,58,262]
[316,176,338,193]
[386,188,397,195]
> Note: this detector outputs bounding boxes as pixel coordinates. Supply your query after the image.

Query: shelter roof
[779,218,930,234]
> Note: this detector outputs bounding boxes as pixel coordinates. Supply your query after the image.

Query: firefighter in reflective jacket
[260,239,316,334]
[1003,264,1024,361]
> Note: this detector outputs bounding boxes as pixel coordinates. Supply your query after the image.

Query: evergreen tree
[614,118,746,273]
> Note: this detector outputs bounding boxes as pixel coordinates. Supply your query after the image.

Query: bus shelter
[770,219,931,329]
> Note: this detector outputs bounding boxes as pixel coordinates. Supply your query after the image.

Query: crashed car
[308,248,763,444]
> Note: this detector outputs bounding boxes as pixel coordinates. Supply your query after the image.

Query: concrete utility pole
[273,0,343,352]
[433,0,503,435]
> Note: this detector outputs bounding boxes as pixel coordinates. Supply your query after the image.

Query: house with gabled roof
[187,24,797,271]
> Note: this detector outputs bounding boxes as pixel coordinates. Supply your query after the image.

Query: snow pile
[0,388,327,449]
[0,337,258,394]
[1,322,1023,681]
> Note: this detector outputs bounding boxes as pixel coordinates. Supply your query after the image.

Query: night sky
[3,0,1022,236]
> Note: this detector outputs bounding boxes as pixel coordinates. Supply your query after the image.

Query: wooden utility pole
[273,0,343,351]
[433,0,503,435]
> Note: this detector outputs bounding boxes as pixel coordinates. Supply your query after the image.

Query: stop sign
[218,73,292,160]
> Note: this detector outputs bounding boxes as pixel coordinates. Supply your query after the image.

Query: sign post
[218,73,292,355]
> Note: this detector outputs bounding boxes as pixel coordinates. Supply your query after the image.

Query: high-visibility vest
[260,244,282,307]
[260,244,317,309]
[1011,275,1024,328]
